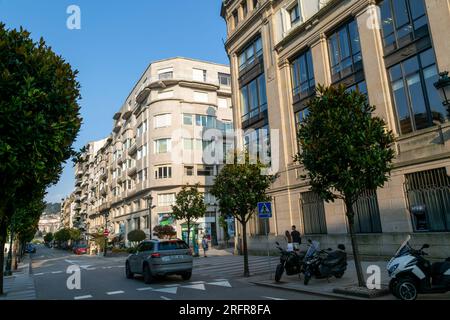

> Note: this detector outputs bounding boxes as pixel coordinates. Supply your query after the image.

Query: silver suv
[125,239,193,284]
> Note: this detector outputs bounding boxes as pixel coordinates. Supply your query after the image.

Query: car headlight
[388,263,399,276]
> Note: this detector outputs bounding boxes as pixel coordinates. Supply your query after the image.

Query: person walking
[291,225,301,251]
[201,235,209,257]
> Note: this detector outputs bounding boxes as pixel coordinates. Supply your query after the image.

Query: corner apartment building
[75,57,233,246]
[221,0,450,258]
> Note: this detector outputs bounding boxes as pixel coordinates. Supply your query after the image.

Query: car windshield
[158,241,188,250]
[394,235,412,258]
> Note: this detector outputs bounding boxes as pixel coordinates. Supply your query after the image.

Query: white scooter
[387,235,450,300]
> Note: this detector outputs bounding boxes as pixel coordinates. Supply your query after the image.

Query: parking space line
[136,287,154,291]
[106,291,125,295]
[74,295,93,300]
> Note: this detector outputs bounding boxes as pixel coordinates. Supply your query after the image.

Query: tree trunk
[186,220,191,252]
[0,220,7,295]
[345,200,365,287]
[242,222,250,277]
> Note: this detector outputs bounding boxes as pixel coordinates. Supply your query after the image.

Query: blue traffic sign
[257,202,272,218]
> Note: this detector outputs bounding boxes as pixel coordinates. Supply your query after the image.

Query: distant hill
[43,203,61,216]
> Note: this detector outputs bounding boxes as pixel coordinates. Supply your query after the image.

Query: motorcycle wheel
[304,271,312,285]
[389,279,400,298]
[275,264,284,282]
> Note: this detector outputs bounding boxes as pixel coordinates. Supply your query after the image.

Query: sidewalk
[0,255,36,300]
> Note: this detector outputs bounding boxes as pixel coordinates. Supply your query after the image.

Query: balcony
[113,121,121,133]
[75,187,82,195]
[75,179,82,187]
[128,143,137,155]
[100,171,108,181]
[113,112,122,120]
[98,201,111,213]
[127,166,137,177]
[122,109,132,120]
[100,186,108,196]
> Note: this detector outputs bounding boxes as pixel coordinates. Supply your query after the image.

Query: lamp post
[434,71,450,114]
[144,194,156,239]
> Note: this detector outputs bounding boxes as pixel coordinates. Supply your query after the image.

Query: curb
[249,281,367,300]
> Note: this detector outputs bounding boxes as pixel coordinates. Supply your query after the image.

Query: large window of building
[195,115,216,128]
[193,68,207,82]
[289,3,301,25]
[389,48,446,135]
[158,67,173,80]
[154,139,171,154]
[157,193,176,207]
[300,192,327,234]
[239,36,263,71]
[379,0,428,54]
[183,113,193,125]
[244,125,271,162]
[291,49,315,99]
[240,74,267,121]
[154,114,172,129]
[137,168,147,183]
[154,165,172,179]
[352,190,382,233]
[136,121,147,137]
[328,20,363,83]
[136,144,147,160]
[218,73,231,86]
[197,165,215,176]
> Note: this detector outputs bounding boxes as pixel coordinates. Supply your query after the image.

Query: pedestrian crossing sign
[257,202,272,218]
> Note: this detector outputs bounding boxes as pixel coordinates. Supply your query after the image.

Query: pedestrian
[285,230,294,252]
[201,235,209,257]
[291,225,301,251]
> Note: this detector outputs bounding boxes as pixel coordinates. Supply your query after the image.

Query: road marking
[160,296,172,300]
[51,271,63,274]
[152,287,178,294]
[214,279,228,281]
[189,281,205,284]
[137,287,154,291]
[181,283,206,291]
[164,284,180,287]
[207,281,232,288]
[262,296,287,300]
[106,291,125,295]
[34,273,45,276]
[74,295,93,300]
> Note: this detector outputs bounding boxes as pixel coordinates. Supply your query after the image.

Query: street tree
[171,184,206,250]
[127,229,146,247]
[44,232,54,244]
[0,24,82,294]
[211,152,275,277]
[54,228,71,247]
[295,85,395,287]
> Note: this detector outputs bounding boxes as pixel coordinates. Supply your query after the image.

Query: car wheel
[125,262,134,279]
[181,271,192,280]
[395,278,418,301]
[143,264,153,284]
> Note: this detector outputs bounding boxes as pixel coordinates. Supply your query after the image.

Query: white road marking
[137,287,154,291]
[207,281,232,288]
[160,296,172,300]
[152,287,178,294]
[189,281,205,284]
[164,284,180,287]
[74,295,93,300]
[51,271,63,274]
[181,283,206,291]
[34,273,45,276]
[106,291,125,295]
[262,296,287,300]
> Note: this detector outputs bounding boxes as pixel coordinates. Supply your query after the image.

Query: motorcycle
[302,240,347,285]
[387,235,450,300]
[274,241,306,282]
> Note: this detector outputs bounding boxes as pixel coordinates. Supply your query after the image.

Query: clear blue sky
[0,0,228,204]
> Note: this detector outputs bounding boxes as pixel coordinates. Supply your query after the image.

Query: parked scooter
[274,241,306,282]
[302,240,347,285]
[387,235,450,300]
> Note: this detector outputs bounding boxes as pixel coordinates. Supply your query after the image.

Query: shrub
[127,229,146,246]
[153,225,176,239]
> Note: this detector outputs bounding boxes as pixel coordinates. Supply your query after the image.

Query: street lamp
[144,194,156,239]
[434,71,450,112]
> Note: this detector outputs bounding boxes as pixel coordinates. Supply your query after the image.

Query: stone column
[310,33,331,87]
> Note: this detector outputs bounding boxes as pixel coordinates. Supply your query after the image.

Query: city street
[31,245,333,300]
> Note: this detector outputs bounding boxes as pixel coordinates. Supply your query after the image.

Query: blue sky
[0,0,228,204]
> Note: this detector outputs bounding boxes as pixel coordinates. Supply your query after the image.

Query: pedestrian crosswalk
[193,255,279,277]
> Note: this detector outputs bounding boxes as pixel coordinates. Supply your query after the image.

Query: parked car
[25,243,36,253]
[73,244,88,255]
[125,239,193,284]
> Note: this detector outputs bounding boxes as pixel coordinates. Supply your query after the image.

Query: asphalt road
[31,245,333,300]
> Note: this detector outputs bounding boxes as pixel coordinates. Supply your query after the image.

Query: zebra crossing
[193,255,279,277]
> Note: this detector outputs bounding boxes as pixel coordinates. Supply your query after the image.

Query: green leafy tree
[219,214,230,247]
[127,229,146,247]
[54,228,71,246]
[295,85,395,287]
[211,152,275,277]
[0,24,82,294]
[69,228,82,242]
[171,184,206,250]
[44,232,54,244]
[153,225,177,239]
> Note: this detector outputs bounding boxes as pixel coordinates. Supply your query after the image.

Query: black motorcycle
[274,241,306,282]
[303,242,347,285]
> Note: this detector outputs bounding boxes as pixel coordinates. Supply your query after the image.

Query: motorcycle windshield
[394,235,412,258]
[305,240,320,258]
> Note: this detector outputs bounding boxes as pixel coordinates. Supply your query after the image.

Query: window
[239,36,263,71]
[218,97,229,109]
[154,114,172,129]
[137,121,147,137]
[328,20,363,83]
[204,193,216,205]
[157,193,176,207]
[379,0,428,54]
[137,144,147,160]
[300,192,327,234]
[194,91,209,103]
[218,73,231,86]
[346,80,368,96]
[244,125,271,162]
[123,138,132,150]
[196,115,216,128]
[183,113,193,125]
[193,68,207,82]
[289,4,301,25]
[253,0,258,10]
[158,241,189,250]
[405,168,450,232]
[158,67,174,80]
[185,166,194,176]
[295,108,310,126]
[197,165,215,176]
[240,74,267,121]
[134,217,140,230]
[233,10,239,28]
[221,120,233,132]
[144,216,150,229]
[242,1,248,17]
[154,139,171,154]
[154,166,172,179]
[389,48,446,135]
[353,190,382,233]
[291,49,315,98]
[137,168,147,183]
[158,90,174,99]
[183,138,194,150]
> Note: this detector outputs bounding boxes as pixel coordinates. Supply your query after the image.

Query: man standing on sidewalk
[291,226,301,251]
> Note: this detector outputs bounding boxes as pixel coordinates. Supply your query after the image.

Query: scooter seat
[431,262,450,276]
